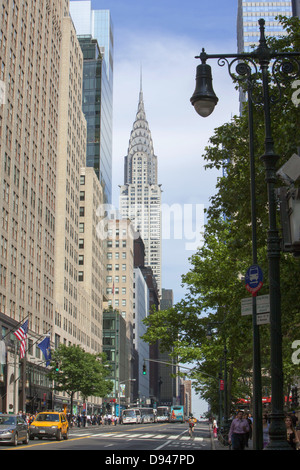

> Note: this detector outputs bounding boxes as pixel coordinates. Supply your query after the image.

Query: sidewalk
[210,425,253,450]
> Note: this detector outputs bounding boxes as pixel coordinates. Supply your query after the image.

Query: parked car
[0,414,29,446]
[29,411,69,441]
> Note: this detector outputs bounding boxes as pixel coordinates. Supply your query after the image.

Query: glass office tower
[237,0,293,53]
[70,1,113,204]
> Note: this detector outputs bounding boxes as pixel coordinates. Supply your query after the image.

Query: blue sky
[71,0,242,416]
[101,0,239,297]
[71,0,241,305]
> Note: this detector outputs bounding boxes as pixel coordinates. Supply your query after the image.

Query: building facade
[133,267,150,402]
[70,1,114,204]
[0,0,109,415]
[78,167,105,354]
[237,0,293,53]
[158,289,179,406]
[119,85,162,295]
[104,219,135,405]
[54,13,87,351]
[102,308,127,416]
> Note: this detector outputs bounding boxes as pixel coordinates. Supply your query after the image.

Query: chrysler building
[119,82,162,295]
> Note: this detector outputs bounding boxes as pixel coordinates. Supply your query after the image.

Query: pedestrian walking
[285,415,300,450]
[262,414,270,448]
[243,412,252,448]
[212,418,218,438]
[228,410,250,450]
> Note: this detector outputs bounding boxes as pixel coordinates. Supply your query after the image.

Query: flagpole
[24,330,51,356]
[13,341,17,413]
[1,315,29,341]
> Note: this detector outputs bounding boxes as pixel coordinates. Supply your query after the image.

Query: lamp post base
[264,412,293,450]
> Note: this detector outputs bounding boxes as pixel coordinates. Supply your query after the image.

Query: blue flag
[37,336,51,366]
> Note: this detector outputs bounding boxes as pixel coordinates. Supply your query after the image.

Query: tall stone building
[54,13,87,350]
[119,83,162,295]
[0,0,70,335]
[0,0,106,414]
[78,167,105,354]
[0,0,69,412]
[104,218,135,405]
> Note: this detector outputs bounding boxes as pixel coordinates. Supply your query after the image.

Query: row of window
[106,264,127,271]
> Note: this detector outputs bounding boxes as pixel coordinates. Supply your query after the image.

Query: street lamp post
[191,19,300,450]
[207,321,229,434]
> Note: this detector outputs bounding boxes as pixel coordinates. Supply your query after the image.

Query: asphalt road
[1,420,212,453]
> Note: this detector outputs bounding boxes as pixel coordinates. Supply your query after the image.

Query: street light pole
[190,18,300,450]
[207,320,229,433]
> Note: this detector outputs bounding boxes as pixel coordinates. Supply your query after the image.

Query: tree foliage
[47,344,113,412]
[143,16,300,415]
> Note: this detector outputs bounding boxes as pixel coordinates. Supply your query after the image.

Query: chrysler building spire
[120,82,162,295]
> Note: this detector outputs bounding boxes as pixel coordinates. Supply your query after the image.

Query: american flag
[14,320,28,359]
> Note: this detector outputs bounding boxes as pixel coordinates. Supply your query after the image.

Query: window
[78,271,84,281]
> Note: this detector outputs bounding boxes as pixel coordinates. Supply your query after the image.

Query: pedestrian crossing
[71,430,203,442]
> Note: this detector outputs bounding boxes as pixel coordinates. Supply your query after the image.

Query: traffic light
[55,361,60,372]
[143,363,146,375]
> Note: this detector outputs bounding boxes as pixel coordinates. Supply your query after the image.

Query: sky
[95,0,240,304]
[71,0,241,416]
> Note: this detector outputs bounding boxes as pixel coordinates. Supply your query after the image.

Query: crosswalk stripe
[71,431,204,442]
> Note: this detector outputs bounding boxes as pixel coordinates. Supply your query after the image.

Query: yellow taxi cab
[29,412,69,441]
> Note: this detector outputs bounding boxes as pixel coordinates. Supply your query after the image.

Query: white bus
[121,408,141,424]
[156,406,170,422]
[139,407,155,423]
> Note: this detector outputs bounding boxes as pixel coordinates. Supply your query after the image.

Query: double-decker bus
[156,406,170,422]
[170,405,184,423]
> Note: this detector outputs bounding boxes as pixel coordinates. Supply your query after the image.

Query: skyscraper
[70,1,114,204]
[119,83,162,295]
[237,0,293,53]
[0,0,67,336]
[292,0,300,16]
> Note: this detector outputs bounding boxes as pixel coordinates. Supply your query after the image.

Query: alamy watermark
[291,340,300,364]
[292,80,300,107]
[96,203,205,251]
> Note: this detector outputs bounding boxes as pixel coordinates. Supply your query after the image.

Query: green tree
[48,344,113,413]
[143,16,300,415]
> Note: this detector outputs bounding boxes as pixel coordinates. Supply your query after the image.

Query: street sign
[241,294,270,316]
[245,264,263,296]
[257,294,270,314]
[257,313,270,325]
[241,297,252,316]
